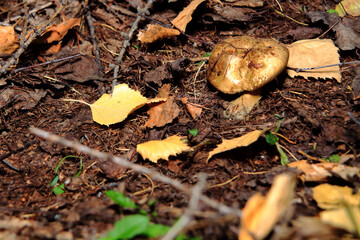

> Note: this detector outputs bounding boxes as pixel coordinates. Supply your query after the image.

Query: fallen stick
[30,127,242,217]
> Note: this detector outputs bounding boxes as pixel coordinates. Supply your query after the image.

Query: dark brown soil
[0,0,359,239]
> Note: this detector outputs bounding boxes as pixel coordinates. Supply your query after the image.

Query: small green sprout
[50,155,82,195]
[322,154,340,163]
[188,129,198,137]
[265,114,289,166]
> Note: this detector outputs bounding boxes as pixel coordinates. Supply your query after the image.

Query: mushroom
[207,36,289,119]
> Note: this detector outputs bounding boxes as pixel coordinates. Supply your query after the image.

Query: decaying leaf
[207,129,266,162]
[144,84,180,128]
[181,97,203,119]
[335,0,360,17]
[90,84,164,126]
[306,11,360,50]
[239,174,296,240]
[138,24,180,43]
[286,39,341,82]
[171,0,206,32]
[313,184,360,235]
[288,160,360,182]
[313,184,360,209]
[137,135,193,163]
[0,26,19,57]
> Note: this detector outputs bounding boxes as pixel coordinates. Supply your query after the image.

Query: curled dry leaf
[288,160,360,182]
[40,18,81,44]
[138,24,180,43]
[90,84,165,126]
[171,0,206,32]
[137,135,193,163]
[286,39,341,82]
[207,129,267,162]
[239,174,296,240]
[144,84,180,128]
[0,26,19,57]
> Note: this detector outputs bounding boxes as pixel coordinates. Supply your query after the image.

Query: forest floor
[0,0,359,239]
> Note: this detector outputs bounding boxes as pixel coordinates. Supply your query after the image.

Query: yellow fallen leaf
[320,206,360,235]
[286,39,341,82]
[90,84,164,126]
[335,0,360,17]
[313,184,360,209]
[171,0,206,32]
[0,26,19,57]
[207,129,266,163]
[239,174,296,240]
[137,135,192,163]
[138,24,180,43]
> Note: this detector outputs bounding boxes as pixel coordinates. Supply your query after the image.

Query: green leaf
[188,129,198,137]
[142,223,170,238]
[329,154,340,163]
[323,154,340,163]
[203,52,211,57]
[176,234,202,240]
[327,9,339,15]
[276,143,289,166]
[53,184,65,195]
[105,190,138,209]
[50,175,59,187]
[105,215,150,240]
[265,132,278,145]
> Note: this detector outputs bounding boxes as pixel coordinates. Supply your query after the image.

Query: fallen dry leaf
[239,174,296,240]
[0,26,19,57]
[138,24,180,43]
[207,129,266,162]
[288,160,360,182]
[335,0,360,17]
[286,39,341,82]
[307,11,360,50]
[144,84,180,128]
[171,0,206,32]
[137,135,192,163]
[181,97,203,119]
[313,184,360,209]
[90,84,164,126]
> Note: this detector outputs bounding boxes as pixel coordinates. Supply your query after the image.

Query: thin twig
[112,0,156,86]
[288,61,360,73]
[30,127,242,217]
[0,2,67,75]
[14,54,82,72]
[1,140,38,172]
[162,174,207,240]
[86,10,101,67]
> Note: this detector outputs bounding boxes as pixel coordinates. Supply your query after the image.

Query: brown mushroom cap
[207,36,289,94]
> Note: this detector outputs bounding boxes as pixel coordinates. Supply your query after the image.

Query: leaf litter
[0,0,359,239]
